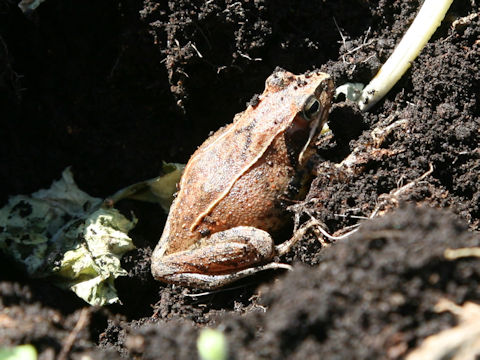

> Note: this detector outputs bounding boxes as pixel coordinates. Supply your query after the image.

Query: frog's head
[266,69,333,167]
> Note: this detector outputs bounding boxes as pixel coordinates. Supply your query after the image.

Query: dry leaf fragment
[406,299,480,360]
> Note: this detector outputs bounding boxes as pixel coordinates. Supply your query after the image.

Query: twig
[333,17,347,64]
[371,118,409,147]
[276,215,360,255]
[346,39,375,55]
[370,163,434,219]
[58,307,90,360]
[333,17,347,47]
[313,219,360,241]
[334,213,369,220]
[191,43,203,58]
[238,52,262,61]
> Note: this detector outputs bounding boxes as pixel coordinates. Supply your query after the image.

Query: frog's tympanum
[152,68,334,289]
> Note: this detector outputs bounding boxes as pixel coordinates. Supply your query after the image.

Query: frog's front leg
[151,226,291,289]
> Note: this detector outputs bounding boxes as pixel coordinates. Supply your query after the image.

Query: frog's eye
[303,96,321,121]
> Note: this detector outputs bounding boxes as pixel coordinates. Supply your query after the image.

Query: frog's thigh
[152,226,277,289]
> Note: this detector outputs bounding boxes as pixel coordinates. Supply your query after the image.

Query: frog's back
[156,69,329,256]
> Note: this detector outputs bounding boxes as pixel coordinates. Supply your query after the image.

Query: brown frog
[151,68,334,289]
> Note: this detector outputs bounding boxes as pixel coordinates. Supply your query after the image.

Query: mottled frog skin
[151,68,334,289]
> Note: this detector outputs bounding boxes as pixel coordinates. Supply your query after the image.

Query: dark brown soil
[1,0,479,359]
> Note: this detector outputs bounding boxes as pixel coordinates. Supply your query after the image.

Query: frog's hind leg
[151,226,291,289]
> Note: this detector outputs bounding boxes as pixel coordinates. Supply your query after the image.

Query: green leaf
[0,345,37,360]
[197,329,228,360]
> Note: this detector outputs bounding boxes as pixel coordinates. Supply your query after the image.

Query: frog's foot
[156,262,292,290]
[151,226,290,289]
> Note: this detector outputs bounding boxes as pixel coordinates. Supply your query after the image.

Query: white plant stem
[358,0,454,111]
